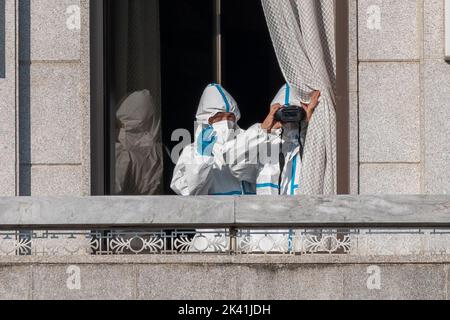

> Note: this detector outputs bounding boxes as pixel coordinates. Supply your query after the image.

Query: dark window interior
[221,0,284,130]
[159,0,215,194]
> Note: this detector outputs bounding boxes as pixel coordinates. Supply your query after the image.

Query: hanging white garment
[261,0,337,195]
[115,90,164,195]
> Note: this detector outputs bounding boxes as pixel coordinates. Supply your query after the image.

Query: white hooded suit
[115,90,163,195]
[219,84,308,196]
[171,84,256,196]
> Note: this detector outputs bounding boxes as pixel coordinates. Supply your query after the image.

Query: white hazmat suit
[219,84,308,196]
[171,83,256,196]
[210,84,310,253]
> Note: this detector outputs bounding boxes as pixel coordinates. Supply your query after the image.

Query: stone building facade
[1,0,90,197]
[0,0,449,197]
[353,0,450,195]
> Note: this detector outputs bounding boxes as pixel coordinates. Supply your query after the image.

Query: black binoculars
[274,105,306,123]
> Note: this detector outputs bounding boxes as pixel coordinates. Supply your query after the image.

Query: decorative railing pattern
[2,228,450,256]
[0,196,450,256]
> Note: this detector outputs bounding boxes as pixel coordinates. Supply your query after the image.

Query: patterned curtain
[261,0,337,195]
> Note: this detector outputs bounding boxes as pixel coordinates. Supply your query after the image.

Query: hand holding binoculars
[274,105,307,123]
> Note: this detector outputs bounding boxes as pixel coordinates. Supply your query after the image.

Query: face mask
[212,120,236,144]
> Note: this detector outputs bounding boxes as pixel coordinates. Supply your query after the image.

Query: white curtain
[261,0,337,195]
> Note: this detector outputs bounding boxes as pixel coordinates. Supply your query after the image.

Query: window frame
[90,0,351,195]
[90,0,106,195]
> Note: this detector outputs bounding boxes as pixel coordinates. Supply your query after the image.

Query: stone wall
[1,255,449,300]
[0,0,17,196]
[0,0,90,197]
[356,0,450,194]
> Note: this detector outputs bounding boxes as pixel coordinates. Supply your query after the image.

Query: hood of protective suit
[196,84,241,125]
[271,83,307,107]
[117,90,159,134]
[271,84,308,141]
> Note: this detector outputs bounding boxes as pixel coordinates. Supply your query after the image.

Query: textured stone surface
[424,0,445,59]
[0,0,4,79]
[358,0,419,60]
[24,165,83,196]
[137,264,344,300]
[359,63,420,163]
[350,232,439,256]
[349,0,358,93]
[423,59,450,194]
[15,0,88,197]
[1,257,450,300]
[0,266,31,300]
[349,0,359,194]
[1,195,450,228]
[0,131,16,196]
[446,0,450,59]
[21,0,81,61]
[0,196,235,227]
[343,264,446,300]
[22,62,81,164]
[235,195,450,226]
[79,0,90,196]
[32,265,135,300]
[360,164,421,194]
[4,254,450,268]
[0,0,17,196]
[137,265,239,300]
[356,0,450,194]
[238,265,343,300]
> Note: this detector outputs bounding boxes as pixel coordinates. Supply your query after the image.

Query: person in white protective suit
[170,83,256,254]
[171,83,256,196]
[115,90,164,195]
[218,84,321,196]
[213,84,320,253]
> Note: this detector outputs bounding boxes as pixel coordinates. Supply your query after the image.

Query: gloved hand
[197,126,217,157]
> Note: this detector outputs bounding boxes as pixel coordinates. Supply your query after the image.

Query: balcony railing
[0,195,450,256]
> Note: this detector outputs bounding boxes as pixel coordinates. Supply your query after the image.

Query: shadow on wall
[0,0,5,78]
[19,0,31,196]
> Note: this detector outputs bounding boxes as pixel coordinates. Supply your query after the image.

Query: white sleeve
[170,145,215,196]
[215,124,277,183]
